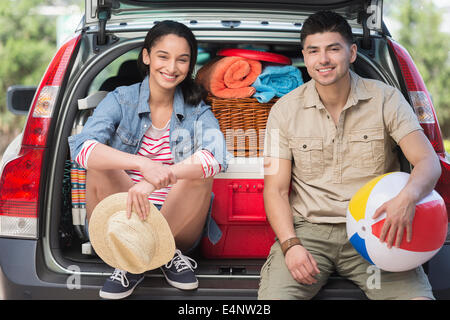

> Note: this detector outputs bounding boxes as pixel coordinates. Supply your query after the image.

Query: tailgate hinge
[95,0,119,47]
[366,0,383,32]
[358,0,383,50]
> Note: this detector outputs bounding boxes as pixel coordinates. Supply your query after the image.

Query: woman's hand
[138,158,177,190]
[127,180,156,220]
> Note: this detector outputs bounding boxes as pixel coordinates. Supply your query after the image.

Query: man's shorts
[258,214,434,300]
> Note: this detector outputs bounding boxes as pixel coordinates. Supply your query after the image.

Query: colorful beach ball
[347,172,448,272]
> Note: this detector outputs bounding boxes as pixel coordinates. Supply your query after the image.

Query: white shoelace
[110,269,129,288]
[165,249,198,272]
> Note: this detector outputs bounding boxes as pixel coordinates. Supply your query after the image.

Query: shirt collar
[303,69,372,109]
[137,76,186,121]
[303,79,323,109]
[137,76,150,115]
[347,69,372,106]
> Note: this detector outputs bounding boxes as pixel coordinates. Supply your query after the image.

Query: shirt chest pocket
[116,125,139,154]
[348,127,384,168]
[289,137,324,177]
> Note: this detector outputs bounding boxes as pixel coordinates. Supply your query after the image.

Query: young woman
[68,20,228,300]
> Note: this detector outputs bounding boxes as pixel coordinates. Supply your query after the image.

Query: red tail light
[436,154,450,220]
[388,39,445,154]
[22,36,80,147]
[388,39,450,217]
[0,35,80,239]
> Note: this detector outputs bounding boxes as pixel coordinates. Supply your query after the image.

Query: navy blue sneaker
[160,249,198,290]
[99,268,144,299]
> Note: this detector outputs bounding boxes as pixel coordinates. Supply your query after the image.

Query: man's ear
[349,43,357,63]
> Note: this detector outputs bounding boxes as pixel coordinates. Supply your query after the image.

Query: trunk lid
[84,0,384,33]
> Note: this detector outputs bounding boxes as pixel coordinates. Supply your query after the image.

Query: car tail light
[436,154,450,220]
[0,35,80,239]
[388,40,445,154]
[388,39,450,217]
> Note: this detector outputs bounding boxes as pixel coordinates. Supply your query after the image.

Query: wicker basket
[206,95,277,157]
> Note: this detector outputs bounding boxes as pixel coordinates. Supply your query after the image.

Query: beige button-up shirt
[264,70,422,224]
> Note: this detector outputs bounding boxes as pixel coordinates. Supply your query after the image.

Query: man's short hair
[301,11,354,47]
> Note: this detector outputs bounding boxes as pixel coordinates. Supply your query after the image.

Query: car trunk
[43,19,397,297]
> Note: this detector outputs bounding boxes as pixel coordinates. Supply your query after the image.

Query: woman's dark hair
[137,20,205,105]
[300,11,354,48]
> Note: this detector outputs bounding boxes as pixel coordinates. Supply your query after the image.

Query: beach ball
[347,172,448,272]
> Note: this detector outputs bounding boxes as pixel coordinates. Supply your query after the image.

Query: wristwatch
[281,237,302,256]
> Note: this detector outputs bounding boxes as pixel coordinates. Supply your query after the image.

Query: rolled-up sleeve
[68,92,122,160]
[383,87,423,144]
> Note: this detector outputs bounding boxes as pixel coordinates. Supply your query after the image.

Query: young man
[258,11,441,300]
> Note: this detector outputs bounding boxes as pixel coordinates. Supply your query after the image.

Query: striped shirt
[75,120,221,205]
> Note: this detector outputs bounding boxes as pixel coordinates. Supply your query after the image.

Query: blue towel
[252,65,303,103]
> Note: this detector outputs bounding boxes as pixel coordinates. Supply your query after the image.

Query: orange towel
[196,56,262,99]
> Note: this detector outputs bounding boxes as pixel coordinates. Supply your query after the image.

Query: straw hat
[89,192,175,274]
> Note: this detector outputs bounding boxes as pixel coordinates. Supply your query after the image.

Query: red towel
[196,56,262,99]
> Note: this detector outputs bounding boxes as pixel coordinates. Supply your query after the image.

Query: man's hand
[372,193,416,248]
[285,245,320,285]
[374,129,442,249]
[127,180,156,221]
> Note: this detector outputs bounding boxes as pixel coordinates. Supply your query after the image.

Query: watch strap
[281,237,302,256]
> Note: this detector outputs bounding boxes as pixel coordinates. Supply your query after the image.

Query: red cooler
[201,178,276,258]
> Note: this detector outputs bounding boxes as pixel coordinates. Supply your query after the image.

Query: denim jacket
[68,76,229,171]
